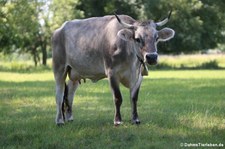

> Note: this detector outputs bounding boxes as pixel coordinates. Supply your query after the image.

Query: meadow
[0,55,225,148]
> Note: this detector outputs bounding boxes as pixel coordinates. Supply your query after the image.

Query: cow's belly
[67,58,106,82]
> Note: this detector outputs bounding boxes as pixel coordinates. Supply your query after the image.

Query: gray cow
[52,12,175,125]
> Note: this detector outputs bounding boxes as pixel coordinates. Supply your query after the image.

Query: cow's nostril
[145,53,158,65]
[146,54,157,60]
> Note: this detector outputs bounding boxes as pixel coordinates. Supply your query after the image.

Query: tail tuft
[62,83,68,120]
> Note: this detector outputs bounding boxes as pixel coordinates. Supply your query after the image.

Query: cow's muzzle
[145,53,158,65]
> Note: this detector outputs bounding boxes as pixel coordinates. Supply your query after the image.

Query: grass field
[0,69,225,149]
[155,54,225,69]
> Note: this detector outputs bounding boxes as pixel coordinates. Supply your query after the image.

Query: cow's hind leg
[63,80,79,122]
[55,73,66,126]
[52,29,68,125]
[109,76,123,125]
[53,64,68,125]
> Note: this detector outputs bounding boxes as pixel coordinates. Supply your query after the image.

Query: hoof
[132,119,141,125]
[65,116,73,122]
[56,118,65,126]
[56,122,65,127]
[67,119,73,123]
[114,121,123,126]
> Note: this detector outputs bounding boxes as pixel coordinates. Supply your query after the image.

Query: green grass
[0,69,225,149]
[155,54,225,69]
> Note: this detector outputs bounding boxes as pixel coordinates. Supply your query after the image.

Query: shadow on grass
[0,80,54,100]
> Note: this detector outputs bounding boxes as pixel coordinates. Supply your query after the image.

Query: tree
[197,0,225,50]
[0,0,41,66]
[38,0,52,66]
[50,0,84,30]
[0,0,53,66]
[76,0,140,18]
[0,0,16,53]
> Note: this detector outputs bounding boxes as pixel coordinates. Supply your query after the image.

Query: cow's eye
[135,38,141,43]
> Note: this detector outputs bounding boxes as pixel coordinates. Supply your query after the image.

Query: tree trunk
[32,46,39,67]
[33,50,38,67]
[41,42,47,66]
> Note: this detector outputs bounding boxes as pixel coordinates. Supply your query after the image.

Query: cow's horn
[156,10,172,27]
[114,12,137,30]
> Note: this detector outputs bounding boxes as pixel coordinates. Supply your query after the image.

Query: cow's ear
[158,28,175,42]
[117,29,134,41]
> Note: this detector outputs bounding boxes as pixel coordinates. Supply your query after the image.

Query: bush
[197,60,220,69]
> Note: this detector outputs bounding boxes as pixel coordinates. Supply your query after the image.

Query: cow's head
[115,11,175,65]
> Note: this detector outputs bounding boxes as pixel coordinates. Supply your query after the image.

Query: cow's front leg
[109,76,123,125]
[64,80,79,122]
[130,75,143,124]
[130,87,140,124]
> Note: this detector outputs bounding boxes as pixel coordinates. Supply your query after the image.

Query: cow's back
[63,16,118,54]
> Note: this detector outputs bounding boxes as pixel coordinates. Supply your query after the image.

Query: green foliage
[50,0,84,30]
[0,70,225,148]
[1,0,39,50]
[198,60,219,69]
[0,0,47,66]
[76,0,139,18]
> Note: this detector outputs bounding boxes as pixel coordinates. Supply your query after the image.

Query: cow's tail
[62,83,68,120]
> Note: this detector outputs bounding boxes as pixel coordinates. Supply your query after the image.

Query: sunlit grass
[159,54,225,68]
[0,57,52,72]
[0,71,53,82]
